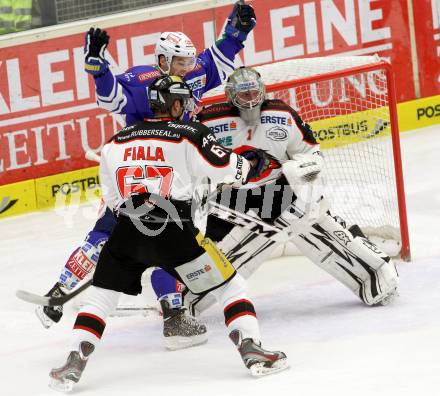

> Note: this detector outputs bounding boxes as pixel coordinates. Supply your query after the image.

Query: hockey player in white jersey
[37,1,257,347]
[48,76,288,392]
[185,67,399,315]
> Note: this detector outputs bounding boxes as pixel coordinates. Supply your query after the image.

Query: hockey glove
[84,27,110,77]
[225,1,256,41]
[282,152,324,185]
[242,148,278,183]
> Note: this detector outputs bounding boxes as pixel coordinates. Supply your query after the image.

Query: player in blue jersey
[36,1,256,351]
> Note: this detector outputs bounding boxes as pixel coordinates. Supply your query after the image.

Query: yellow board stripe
[0,179,37,218]
[0,95,439,219]
[309,106,391,150]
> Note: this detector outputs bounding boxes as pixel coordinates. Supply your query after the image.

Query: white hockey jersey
[99,118,247,210]
[198,100,320,187]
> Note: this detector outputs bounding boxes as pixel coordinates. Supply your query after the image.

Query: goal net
[202,56,410,261]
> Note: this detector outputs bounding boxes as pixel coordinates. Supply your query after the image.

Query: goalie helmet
[225,67,265,126]
[148,75,193,117]
[155,32,197,74]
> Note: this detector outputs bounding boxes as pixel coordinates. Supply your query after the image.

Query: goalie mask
[155,32,197,74]
[225,67,265,126]
[148,75,193,118]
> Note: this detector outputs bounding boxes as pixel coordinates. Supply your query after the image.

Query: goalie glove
[224,1,257,42]
[282,152,323,185]
[84,27,110,77]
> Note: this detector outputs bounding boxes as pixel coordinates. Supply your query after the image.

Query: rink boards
[0,94,439,219]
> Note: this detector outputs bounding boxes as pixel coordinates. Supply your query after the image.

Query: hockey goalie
[185,66,399,315]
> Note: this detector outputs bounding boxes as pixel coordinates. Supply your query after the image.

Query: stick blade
[16,289,49,305]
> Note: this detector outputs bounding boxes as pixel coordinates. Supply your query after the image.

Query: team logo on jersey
[124,72,136,82]
[261,115,289,125]
[138,70,161,82]
[266,126,288,141]
[209,121,236,133]
[218,136,233,146]
[186,74,206,91]
[0,196,18,214]
[186,264,211,280]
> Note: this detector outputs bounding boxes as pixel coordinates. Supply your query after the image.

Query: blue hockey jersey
[94,36,243,125]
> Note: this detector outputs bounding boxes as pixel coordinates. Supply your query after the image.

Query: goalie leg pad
[287,213,399,305]
[219,223,279,279]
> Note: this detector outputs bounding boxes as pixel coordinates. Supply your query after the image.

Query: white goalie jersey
[185,99,399,315]
[197,99,321,186]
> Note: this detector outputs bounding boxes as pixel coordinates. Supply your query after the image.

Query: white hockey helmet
[155,32,197,74]
[225,67,265,125]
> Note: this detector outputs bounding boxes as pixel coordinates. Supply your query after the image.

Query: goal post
[202,56,411,261]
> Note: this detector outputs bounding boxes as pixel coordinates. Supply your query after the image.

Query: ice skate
[229,329,289,377]
[35,282,67,329]
[49,341,95,392]
[160,299,208,350]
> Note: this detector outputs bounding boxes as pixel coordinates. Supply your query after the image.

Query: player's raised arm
[189,1,257,95]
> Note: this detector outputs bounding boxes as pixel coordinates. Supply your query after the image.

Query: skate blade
[249,357,289,377]
[49,377,75,393]
[164,333,208,351]
[35,306,53,329]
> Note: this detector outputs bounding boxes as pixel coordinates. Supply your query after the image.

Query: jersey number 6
[116,165,174,199]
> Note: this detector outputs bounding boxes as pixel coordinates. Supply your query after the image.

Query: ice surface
[1,126,439,396]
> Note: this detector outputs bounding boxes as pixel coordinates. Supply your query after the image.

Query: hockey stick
[14,201,296,308]
[15,151,99,307]
[16,279,93,307]
[85,150,101,162]
[209,201,293,243]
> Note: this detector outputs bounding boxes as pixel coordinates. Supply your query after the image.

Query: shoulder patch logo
[138,70,162,82]
[266,126,288,141]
